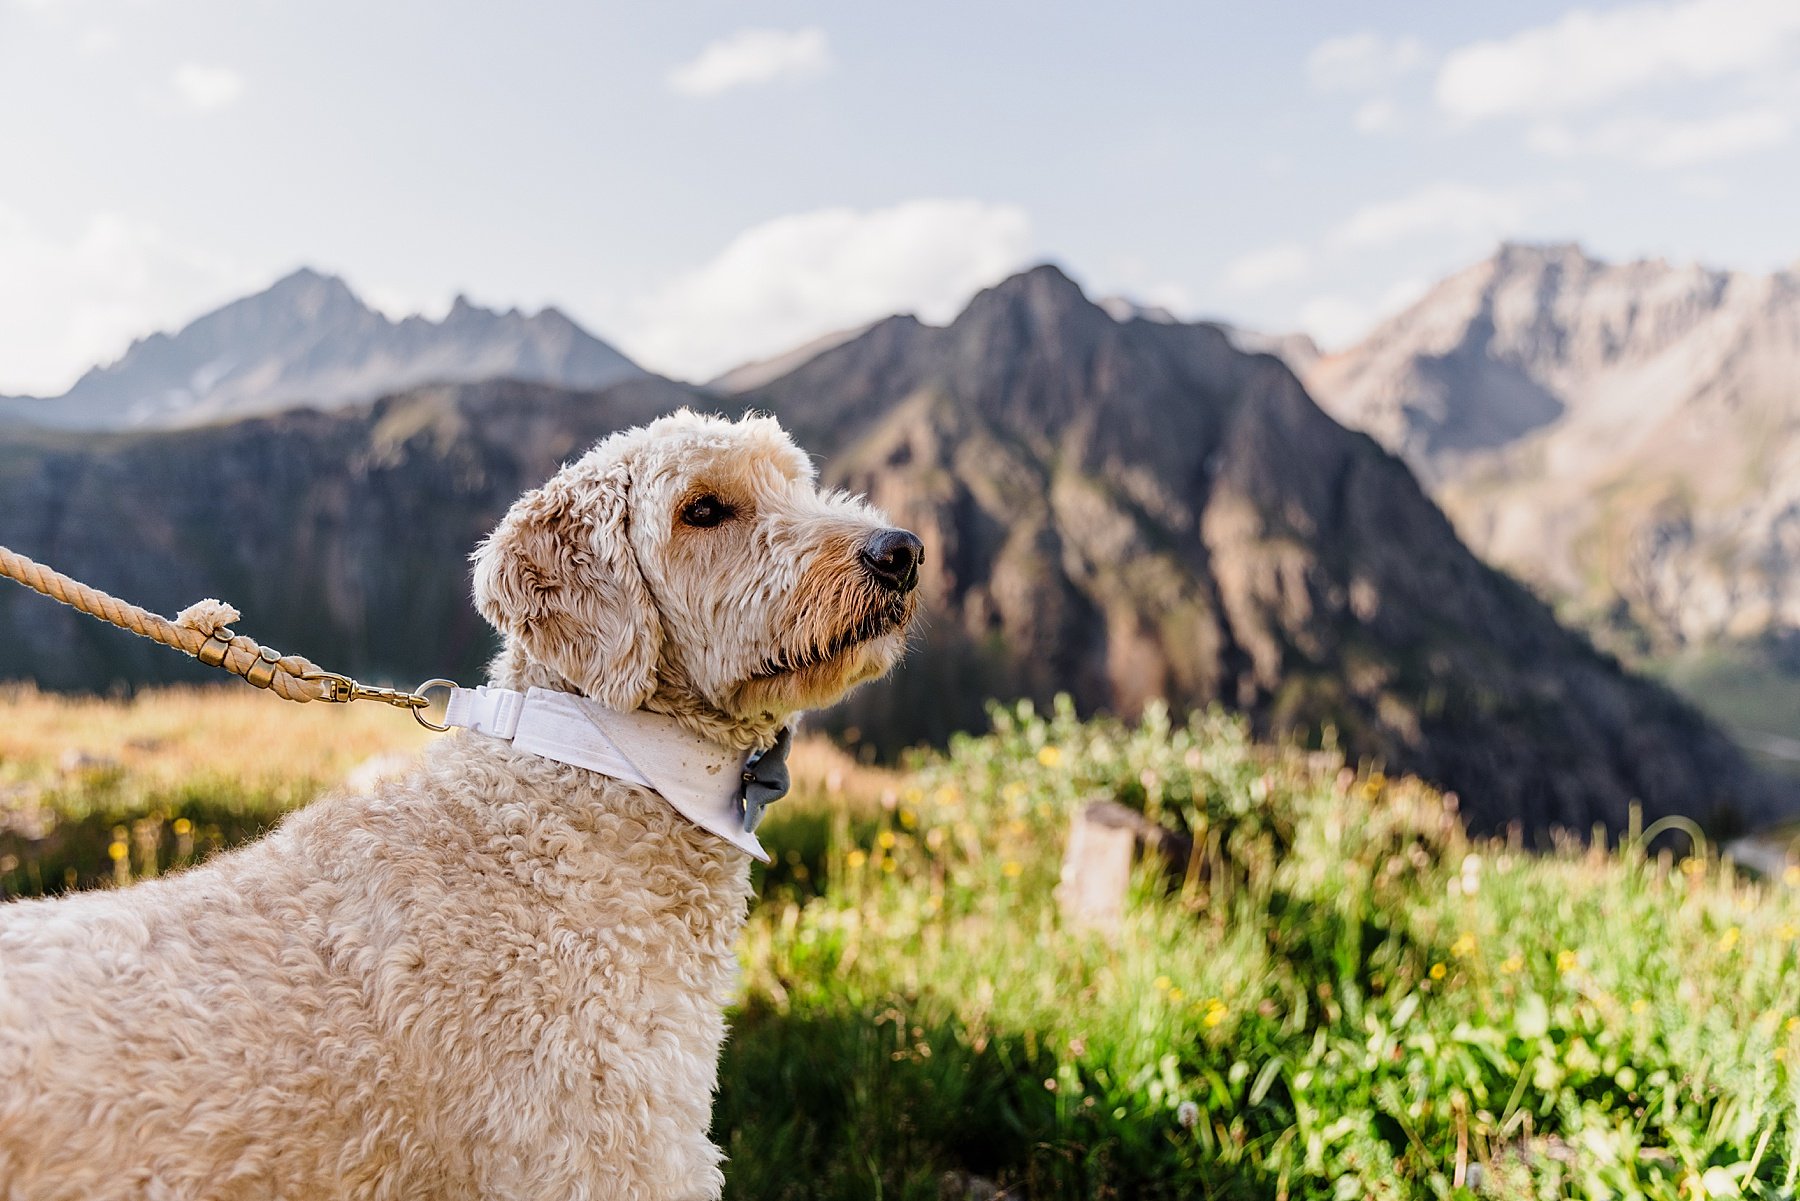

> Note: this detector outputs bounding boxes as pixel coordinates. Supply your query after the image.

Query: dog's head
[472,410,919,738]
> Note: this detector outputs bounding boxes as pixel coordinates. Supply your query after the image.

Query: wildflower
[1787,1016,1799,1033]
[1451,933,1477,958]
[1037,746,1063,768]
[1176,1100,1200,1129]
[1429,962,1447,981]
[1501,955,1523,975]
[1203,1002,1226,1029]
[1043,1077,1057,1092]
[1168,988,1185,1004]
[1719,926,1741,951]
[878,831,897,850]
[899,809,917,829]
[171,817,192,836]
[1631,999,1648,1014]
[1002,861,1023,878]
[881,858,896,874]
[845,850,868,870]
[1154,975,1172,991]
[1557,950,1579,973]
[107,840,128,862]
[1779,1047,1789,1063]
[1779,923,1798,941]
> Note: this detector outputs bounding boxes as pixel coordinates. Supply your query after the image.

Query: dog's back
[0,735,753,1200]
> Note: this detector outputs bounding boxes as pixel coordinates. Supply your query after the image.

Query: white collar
[443,685,770,863]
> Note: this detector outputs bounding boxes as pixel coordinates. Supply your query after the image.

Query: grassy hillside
[4,687,1799,1198]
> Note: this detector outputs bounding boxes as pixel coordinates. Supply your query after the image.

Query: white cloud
[667,27,832,98]
[1528,107,1788,166]
[1222,243,1311,291]
[1306,32,1428,93]
[1327,181,1561,251]
[172,62,245,112]
[1353,99,1400,134]
[1297,277,1431,351]
[0,206,254,394]
[623,199,1034,381]
[1436,0,1800,120]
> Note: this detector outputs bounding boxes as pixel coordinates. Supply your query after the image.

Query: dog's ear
[471,458,662,710]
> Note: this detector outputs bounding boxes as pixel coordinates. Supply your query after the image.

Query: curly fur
[0,410,918,1200]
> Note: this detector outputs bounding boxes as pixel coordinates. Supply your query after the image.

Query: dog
[0,410,921,1200]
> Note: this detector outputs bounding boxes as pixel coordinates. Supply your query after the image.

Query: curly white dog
[0,410,921,1200]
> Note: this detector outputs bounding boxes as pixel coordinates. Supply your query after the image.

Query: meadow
[3,685,1799,1199]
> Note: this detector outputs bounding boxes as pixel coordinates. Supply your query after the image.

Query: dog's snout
[860,528,923,594]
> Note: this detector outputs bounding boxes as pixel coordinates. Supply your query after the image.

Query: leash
[0,545,793,853]
[0,544,454,727]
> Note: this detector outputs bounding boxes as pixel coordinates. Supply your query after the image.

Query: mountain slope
[0,265,1780,834]
[744,264,1781,833]
[1304,243,1800,649]
[0,268,644,430]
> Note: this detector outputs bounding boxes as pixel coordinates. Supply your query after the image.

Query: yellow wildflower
[1168,988,1185,1004]
[881,858,896,873]
[1002,861,1023,878]
[1203,1002,1226,1028]
[1786,1016,1799,1033]
[1501,955,1523,974]
[1153,975,1172,991]
[107,840,128,862]
[845,849,868,870]
[1779,1047,1789,1063]
[899,809,918,829]
[1631,999,1648,1014]
[171,817,192,836]
[878,831,897,850]
[1450,933,1477,958]
[1429,962,1447,980]
[1719,926,1741,951]
[1779,923,1798,941]
[1037,746,1063,768]
[1557,950,1579,973]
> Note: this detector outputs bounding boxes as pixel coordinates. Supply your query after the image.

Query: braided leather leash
[0,544,452,725]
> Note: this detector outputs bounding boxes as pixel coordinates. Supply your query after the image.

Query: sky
[2,0,1798,392]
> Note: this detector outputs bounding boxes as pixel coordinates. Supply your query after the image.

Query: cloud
[1527,106,1789,166]
[623,199,1033,381]
[1353,99,1401,134]
[667,27,832,98]
[1298,277,1431,351]
[0,206,254,394]
[1222,243,1311,292]
[1326,181,1565,251]
[1306,32,1428,93]
[1436,0,1800,120]
[172,63,245,112]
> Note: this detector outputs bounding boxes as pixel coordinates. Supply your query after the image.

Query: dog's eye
[680,495,733,529]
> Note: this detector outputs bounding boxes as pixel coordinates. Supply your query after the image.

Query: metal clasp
[300,672,458,732]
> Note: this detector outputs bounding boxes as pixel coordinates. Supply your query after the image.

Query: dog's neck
[487,644,788,753]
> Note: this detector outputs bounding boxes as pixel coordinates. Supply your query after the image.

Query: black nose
[860,528,923,594]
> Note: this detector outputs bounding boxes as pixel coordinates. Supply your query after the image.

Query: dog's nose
[860,528,923,594]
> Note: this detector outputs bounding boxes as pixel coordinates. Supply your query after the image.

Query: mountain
[740,265,1779,833]
[1303,243,1800,651]
[0,268,643,430]
[0,265,1781,835]
[708,323,876,395]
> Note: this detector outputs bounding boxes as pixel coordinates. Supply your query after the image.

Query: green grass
[7,691,1800,1198]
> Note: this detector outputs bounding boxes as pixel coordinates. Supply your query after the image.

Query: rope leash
[0,544,453,728]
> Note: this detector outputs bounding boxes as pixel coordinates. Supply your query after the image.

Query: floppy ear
[471,457,662,710]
